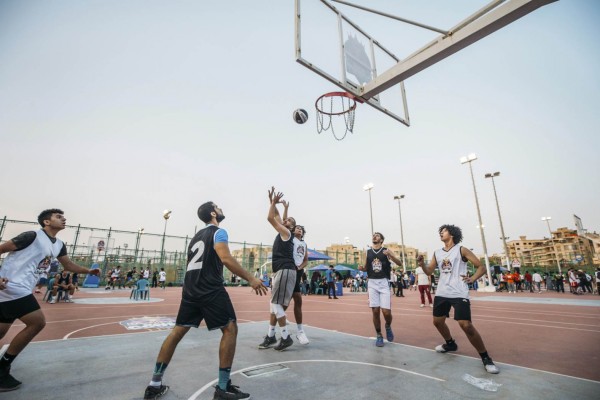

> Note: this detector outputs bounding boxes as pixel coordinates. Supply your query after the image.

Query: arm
[460,247,485,283]
[298,246,308,270]
[417,254,437,276]
[267,188,291,240]
[281,200,289,224]
[57,255,100,275]
[0,241,18,255]
[215,242,267,296]
[382,248,403,267]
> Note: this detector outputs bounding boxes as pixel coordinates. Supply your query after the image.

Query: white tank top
[434,245,469,299]
[292,237,307,268]
[0,230,65,301]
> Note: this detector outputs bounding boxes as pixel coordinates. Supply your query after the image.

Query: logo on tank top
[441,258,452,273]
[296,246,305,257]
[36,256,52,275]
[372,258,383,273]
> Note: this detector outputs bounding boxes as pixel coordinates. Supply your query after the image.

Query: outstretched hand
[88,268,101,276]
[268,186,275,203]
[417,255,424,265]
[249,278,268,296]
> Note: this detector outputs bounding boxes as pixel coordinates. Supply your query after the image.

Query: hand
[383,249,393,257]
[417,255,424,265]
[273,191,284,204]
[461,275,472,283]
[0,278,8,290]
[281,200,289,208]
[89,268,101,276]
[268,186,275,203]
[249,278,268,296]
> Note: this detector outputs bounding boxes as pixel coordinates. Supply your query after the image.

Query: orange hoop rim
[315,91,362,116]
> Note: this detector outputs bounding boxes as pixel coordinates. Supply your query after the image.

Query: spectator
[505,271,515,293]
[554,272,565,293]
[524,271,533,293]
[34,259,51,294]
[415,264,432,308]
[151,269,158,288]
[326,265,338,299]
[50,270,74,303]
[579,270,593,294]
[567,268,579,294]
[159,268,167,289]
[595,267,600,296]
[532,271,543,293]
[513,270,522,292]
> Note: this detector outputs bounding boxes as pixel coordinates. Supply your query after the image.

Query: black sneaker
[273,336,293,351]
[435,341,458,353]
[143,384,169,399]
[213,380,250,399]
[0,368,21,392]
[258,335,277,349]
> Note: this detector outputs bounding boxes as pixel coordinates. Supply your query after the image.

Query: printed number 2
[187,241,205,272]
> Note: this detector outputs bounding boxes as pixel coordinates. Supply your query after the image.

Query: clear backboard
[295,0,557,128]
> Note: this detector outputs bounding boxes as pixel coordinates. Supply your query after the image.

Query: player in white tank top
[417,224,500,375]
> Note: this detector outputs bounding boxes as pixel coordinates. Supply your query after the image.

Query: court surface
[1,286,599,399]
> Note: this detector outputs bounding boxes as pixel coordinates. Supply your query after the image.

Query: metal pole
[71,224,81,258]
[160,219,168,268]
[395,196,407,272]
[544,219,562,274]
[0,216,7,242]
[488,174,510,269]
[467,162,493,289]
[368,189,374,236]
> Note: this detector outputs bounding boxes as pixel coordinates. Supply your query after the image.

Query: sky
[1,0,599,258]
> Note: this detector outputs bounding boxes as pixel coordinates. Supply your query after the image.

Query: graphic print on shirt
[296,244,305,259]
[36,256,52,276]
[372,257,383,273]
[441,258,452,274]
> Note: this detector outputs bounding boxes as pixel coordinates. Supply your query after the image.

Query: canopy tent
[308,264,329,271]
[333,265,355,271]
[307,249,334,261]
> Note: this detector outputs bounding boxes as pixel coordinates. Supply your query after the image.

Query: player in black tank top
[143,202,267,400]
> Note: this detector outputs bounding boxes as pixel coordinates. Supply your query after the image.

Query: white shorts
[368,278,391,309]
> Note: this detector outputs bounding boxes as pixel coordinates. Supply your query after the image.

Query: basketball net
[315,92,361,141]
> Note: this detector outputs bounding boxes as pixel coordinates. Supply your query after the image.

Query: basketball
[293,108,309,124]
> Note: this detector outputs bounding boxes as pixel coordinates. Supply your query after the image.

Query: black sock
[375,328,382,336]
[445,338,455,345]
[479,351,489,360]
[0,353,17,369]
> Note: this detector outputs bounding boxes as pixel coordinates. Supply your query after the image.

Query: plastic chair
[136,279,150,301]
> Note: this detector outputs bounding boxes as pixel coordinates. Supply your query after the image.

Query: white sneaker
[430,304,433,308]
[296,331,309,345]
[420,304,425,308]
[49,298,56,304]
[483,357,500,374]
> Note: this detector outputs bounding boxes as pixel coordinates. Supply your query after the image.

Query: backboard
[295,0,557,128]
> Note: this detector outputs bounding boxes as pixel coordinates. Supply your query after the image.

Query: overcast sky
[1,0,598,258]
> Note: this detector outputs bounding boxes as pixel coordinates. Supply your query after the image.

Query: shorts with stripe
[176,289,236,330]
[368,278,391,309]
[271,268,296,307]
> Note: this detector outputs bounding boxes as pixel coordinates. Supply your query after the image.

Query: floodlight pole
[542,217,562,274]
[160,210,172,268]
[363,183,375,236]
[485,172,510,270]
[460,154,494,292]
[394,195,407,272]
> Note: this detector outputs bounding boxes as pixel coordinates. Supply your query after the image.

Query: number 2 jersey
[183,224,228,300]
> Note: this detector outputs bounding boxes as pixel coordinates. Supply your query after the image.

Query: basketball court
[1,286,598,399]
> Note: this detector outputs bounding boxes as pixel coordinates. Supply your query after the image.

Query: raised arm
[417,254,437,276]
[215,242,267,295]
[383,248,403,267]
[267,187,291,240]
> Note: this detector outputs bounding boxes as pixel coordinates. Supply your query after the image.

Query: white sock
[149,380,161,387]
[281,326,289,339]
[268,325,276,337]
[297,324,303,332]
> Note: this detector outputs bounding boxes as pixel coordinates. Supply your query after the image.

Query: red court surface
[2,286,599,382]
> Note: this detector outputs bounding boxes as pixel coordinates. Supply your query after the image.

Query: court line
[187,359,445,400]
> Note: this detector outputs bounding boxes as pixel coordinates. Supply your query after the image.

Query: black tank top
[272,233,295,273]
[365,247,391,280]
[182,225,224,300]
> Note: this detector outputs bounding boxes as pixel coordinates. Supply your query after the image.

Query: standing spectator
[567,268,578,294]
[408,271,416,290]
[505,271,515,293]
[158,268,167,289]
[415,264,432,308]
[513,270,522,292]
[580,270,593,294]
[524,271,533,293]
[532,271,543,293]
[554,272,565,293]
[151,270,158,288]
[395,270,404,297]
[594,267,600,295]
[326,265,338,299]
[143,267,150,280]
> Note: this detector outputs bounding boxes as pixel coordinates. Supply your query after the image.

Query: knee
[222,321,238,337]
[458,321,474,335]
[433,318,445,328]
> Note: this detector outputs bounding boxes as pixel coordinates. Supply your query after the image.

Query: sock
[297,324,303,333]
[268,325,276,337]
[149,362,168,386]
[375,328,382,337]
[281,325,289,339]
[0,353,16,369]
[479,351,489,360]
[218,367,231,390]
[385,323,391,329]
[445,338,455,345]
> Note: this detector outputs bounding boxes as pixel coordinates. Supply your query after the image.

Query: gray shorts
[271,269,296,307]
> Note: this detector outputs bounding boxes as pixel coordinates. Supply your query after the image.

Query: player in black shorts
[143,202,267,400]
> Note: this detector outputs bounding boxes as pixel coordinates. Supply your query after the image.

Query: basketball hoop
[315,92,362,140]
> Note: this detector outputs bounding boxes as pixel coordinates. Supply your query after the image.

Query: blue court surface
[4,321,598,399]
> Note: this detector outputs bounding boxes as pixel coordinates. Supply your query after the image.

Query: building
[507,227,598,271]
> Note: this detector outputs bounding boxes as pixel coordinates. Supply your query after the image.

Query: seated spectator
[50,270,75,303]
